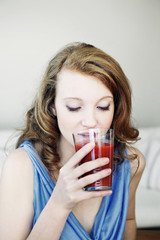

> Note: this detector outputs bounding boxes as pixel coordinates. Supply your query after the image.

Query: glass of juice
[73,128,114,191]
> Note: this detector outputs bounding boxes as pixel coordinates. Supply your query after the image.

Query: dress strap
[19,140,55,188]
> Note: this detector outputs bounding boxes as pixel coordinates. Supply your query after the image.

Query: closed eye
[66,106,81,112]
[97,105,110,111]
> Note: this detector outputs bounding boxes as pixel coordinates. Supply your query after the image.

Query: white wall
[0,0,160,129]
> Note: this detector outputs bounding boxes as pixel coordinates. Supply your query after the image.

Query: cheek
[56,111,77,144]
[57,110,77,128]
[101,111,114,129]
[56,113,71,133]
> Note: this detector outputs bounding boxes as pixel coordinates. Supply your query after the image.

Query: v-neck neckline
[25,141,109,238]
[69,196,106,239]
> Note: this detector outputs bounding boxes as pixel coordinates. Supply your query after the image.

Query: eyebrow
[63,97,82,101]
[63,96,113,101]
[98,96,113,101]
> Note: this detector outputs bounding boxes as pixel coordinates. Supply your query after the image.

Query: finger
[73,157,109,179]
[79,189,112,201]
[77,168,112,190]
[65,142,95,169]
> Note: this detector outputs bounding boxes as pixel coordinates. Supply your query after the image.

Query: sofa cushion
[135,127,160,190]
[136,186,160,228]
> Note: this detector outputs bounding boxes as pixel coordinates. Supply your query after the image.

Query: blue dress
[20,140,131,240]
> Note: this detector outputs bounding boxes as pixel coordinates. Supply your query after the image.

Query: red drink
[75,143,114,191]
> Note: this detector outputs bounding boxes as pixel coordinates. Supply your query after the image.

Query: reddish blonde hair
[16,42,139,178]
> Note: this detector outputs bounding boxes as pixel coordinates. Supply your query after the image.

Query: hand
[52,142,112,212]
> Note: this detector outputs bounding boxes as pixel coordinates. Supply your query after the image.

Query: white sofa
[0,127,160,228]
[134,127,160,228]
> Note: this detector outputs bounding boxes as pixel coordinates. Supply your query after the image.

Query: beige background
[0,0,160,129]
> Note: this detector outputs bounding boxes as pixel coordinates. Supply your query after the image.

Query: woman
[0,42,145,239]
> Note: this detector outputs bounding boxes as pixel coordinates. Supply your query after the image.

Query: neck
[58,135,75,167]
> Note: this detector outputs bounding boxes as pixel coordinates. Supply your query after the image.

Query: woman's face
[53,68,114,148]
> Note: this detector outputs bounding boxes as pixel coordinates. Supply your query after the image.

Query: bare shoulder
[0,148,34,238]
[127,146,145,186]
[0,147,34,201]
[1,148,33,181]
[0,147,33,199]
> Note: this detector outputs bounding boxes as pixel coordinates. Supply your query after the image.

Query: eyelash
[66,105,110,112]
[97,105,110,111]
[66,106,81,112]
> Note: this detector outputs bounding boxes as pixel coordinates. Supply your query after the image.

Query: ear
[52,107,57,116]
[50,105,57,117]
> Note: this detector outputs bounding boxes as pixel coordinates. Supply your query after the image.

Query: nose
[81,109,97,128]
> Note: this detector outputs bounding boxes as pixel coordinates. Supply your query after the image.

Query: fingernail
[104,168,111,174]
[104,158,109,163]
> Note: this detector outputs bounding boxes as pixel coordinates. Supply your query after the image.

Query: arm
[123,147,145,240]
[0,143,112,240]
[0,149,34,240]
[0,149,70,240]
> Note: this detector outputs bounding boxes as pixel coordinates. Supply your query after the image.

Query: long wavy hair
[16,42,139,179]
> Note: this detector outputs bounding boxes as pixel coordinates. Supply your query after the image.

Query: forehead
[56,68,113,99]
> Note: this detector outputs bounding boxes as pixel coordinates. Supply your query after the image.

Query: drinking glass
[73,128,114,191]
